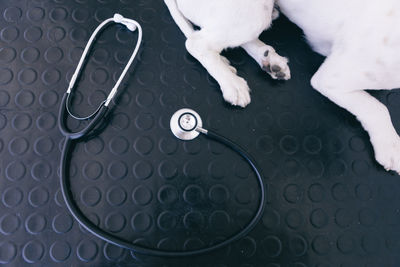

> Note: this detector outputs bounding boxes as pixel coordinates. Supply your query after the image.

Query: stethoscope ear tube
[59,123,267,257]
[58,14,267,257]
[58,93,109,140]
[203,129,267,224]
[65,14,142,119]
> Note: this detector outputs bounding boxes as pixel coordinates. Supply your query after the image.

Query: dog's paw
[220,76,251,108]
[373,136,400,174]
[262,49,291,80]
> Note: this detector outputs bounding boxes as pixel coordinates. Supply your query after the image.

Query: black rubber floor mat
[1,0,400,266]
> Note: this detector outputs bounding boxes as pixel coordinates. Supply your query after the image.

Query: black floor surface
[0,0,400,266]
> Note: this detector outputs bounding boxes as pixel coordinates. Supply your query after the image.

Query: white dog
[164,0,400,174]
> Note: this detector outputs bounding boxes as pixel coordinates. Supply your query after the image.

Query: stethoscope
[58,14,266,257]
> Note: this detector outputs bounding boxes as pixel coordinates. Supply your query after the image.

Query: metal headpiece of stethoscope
[58,14,266,258]
[64,14,142,121]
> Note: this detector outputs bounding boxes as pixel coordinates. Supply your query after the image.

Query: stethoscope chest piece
[58,13,266,257]
[170,108,202,140]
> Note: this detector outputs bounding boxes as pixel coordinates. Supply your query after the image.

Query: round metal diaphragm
[170,108,202,140]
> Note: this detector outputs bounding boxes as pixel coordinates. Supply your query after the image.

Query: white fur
[164,0,400,174]
[164,0,290,107]
[279,0,400,173]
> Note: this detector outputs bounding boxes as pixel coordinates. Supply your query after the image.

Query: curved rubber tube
[60,128,267,257]
[58,93,108,140]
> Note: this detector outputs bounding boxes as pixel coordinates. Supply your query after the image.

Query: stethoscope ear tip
[113,13,137,31]
[170,108,203,140]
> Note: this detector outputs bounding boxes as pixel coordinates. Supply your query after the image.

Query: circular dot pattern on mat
[77,240,98,262]
[260,236,282,258]
[4,7,22,22]
[132,185,152,206]
[0,241,17,264]
[28,186,50,207]
[290,235,308,257]
[134,136,154,155]
[262,208,280,230]
[157,185,178,205]
[84,137,104,155]
[52,213,73,234]
[337,234,355,254]
[183,184,204,205]
[0,68,13,85]
[157,237,177,251]
[0,91,10,107]
[235,237,257,258]
[2,187,23,208]
[24,26,42,43]
[39,90,59,108]
[312,235,331,255]
[103,243,125,261]
[6,161,26,181]
[50,241,71,262]
[50,7,68,22]
[109,136,129,155]
[310,209,329,228]
[157,211,177,231]
[36,112,56,131]
[25,213,46,234]
[0,1,398,265]
[34,136,54,156]
[27,7,45,22]
[15,89,35,107]
[111,113,130,130]
[133,160,153,180]
[209,210,231,230]
[158,137,177,155]
[12,114,32,132]
[47,26,66,42]
[107,161,128,180]
[1,26,19,43]
[285,209,304,230]
[183,211,204,230]
[8,137,29,155]
[0,47,16,63]
[0,214,20,235]
[131,212,152,232]
[105,212,126,233]
[81,187,102,207]
[83,161,103,180]
[22,240,45,263]
[106,186,127,206]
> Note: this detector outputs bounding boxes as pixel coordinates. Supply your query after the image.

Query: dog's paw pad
[262,50,291,80]
[276,71,286,79]
[271,65,281,72]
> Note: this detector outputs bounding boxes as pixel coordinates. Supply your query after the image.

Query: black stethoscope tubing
[58,14,267,257]
[59,103,266,257]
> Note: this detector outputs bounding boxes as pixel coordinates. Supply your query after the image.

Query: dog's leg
[164,0,194,37]
[186,31,251,107]
[311,54,400,173]
[242,39,291,80]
